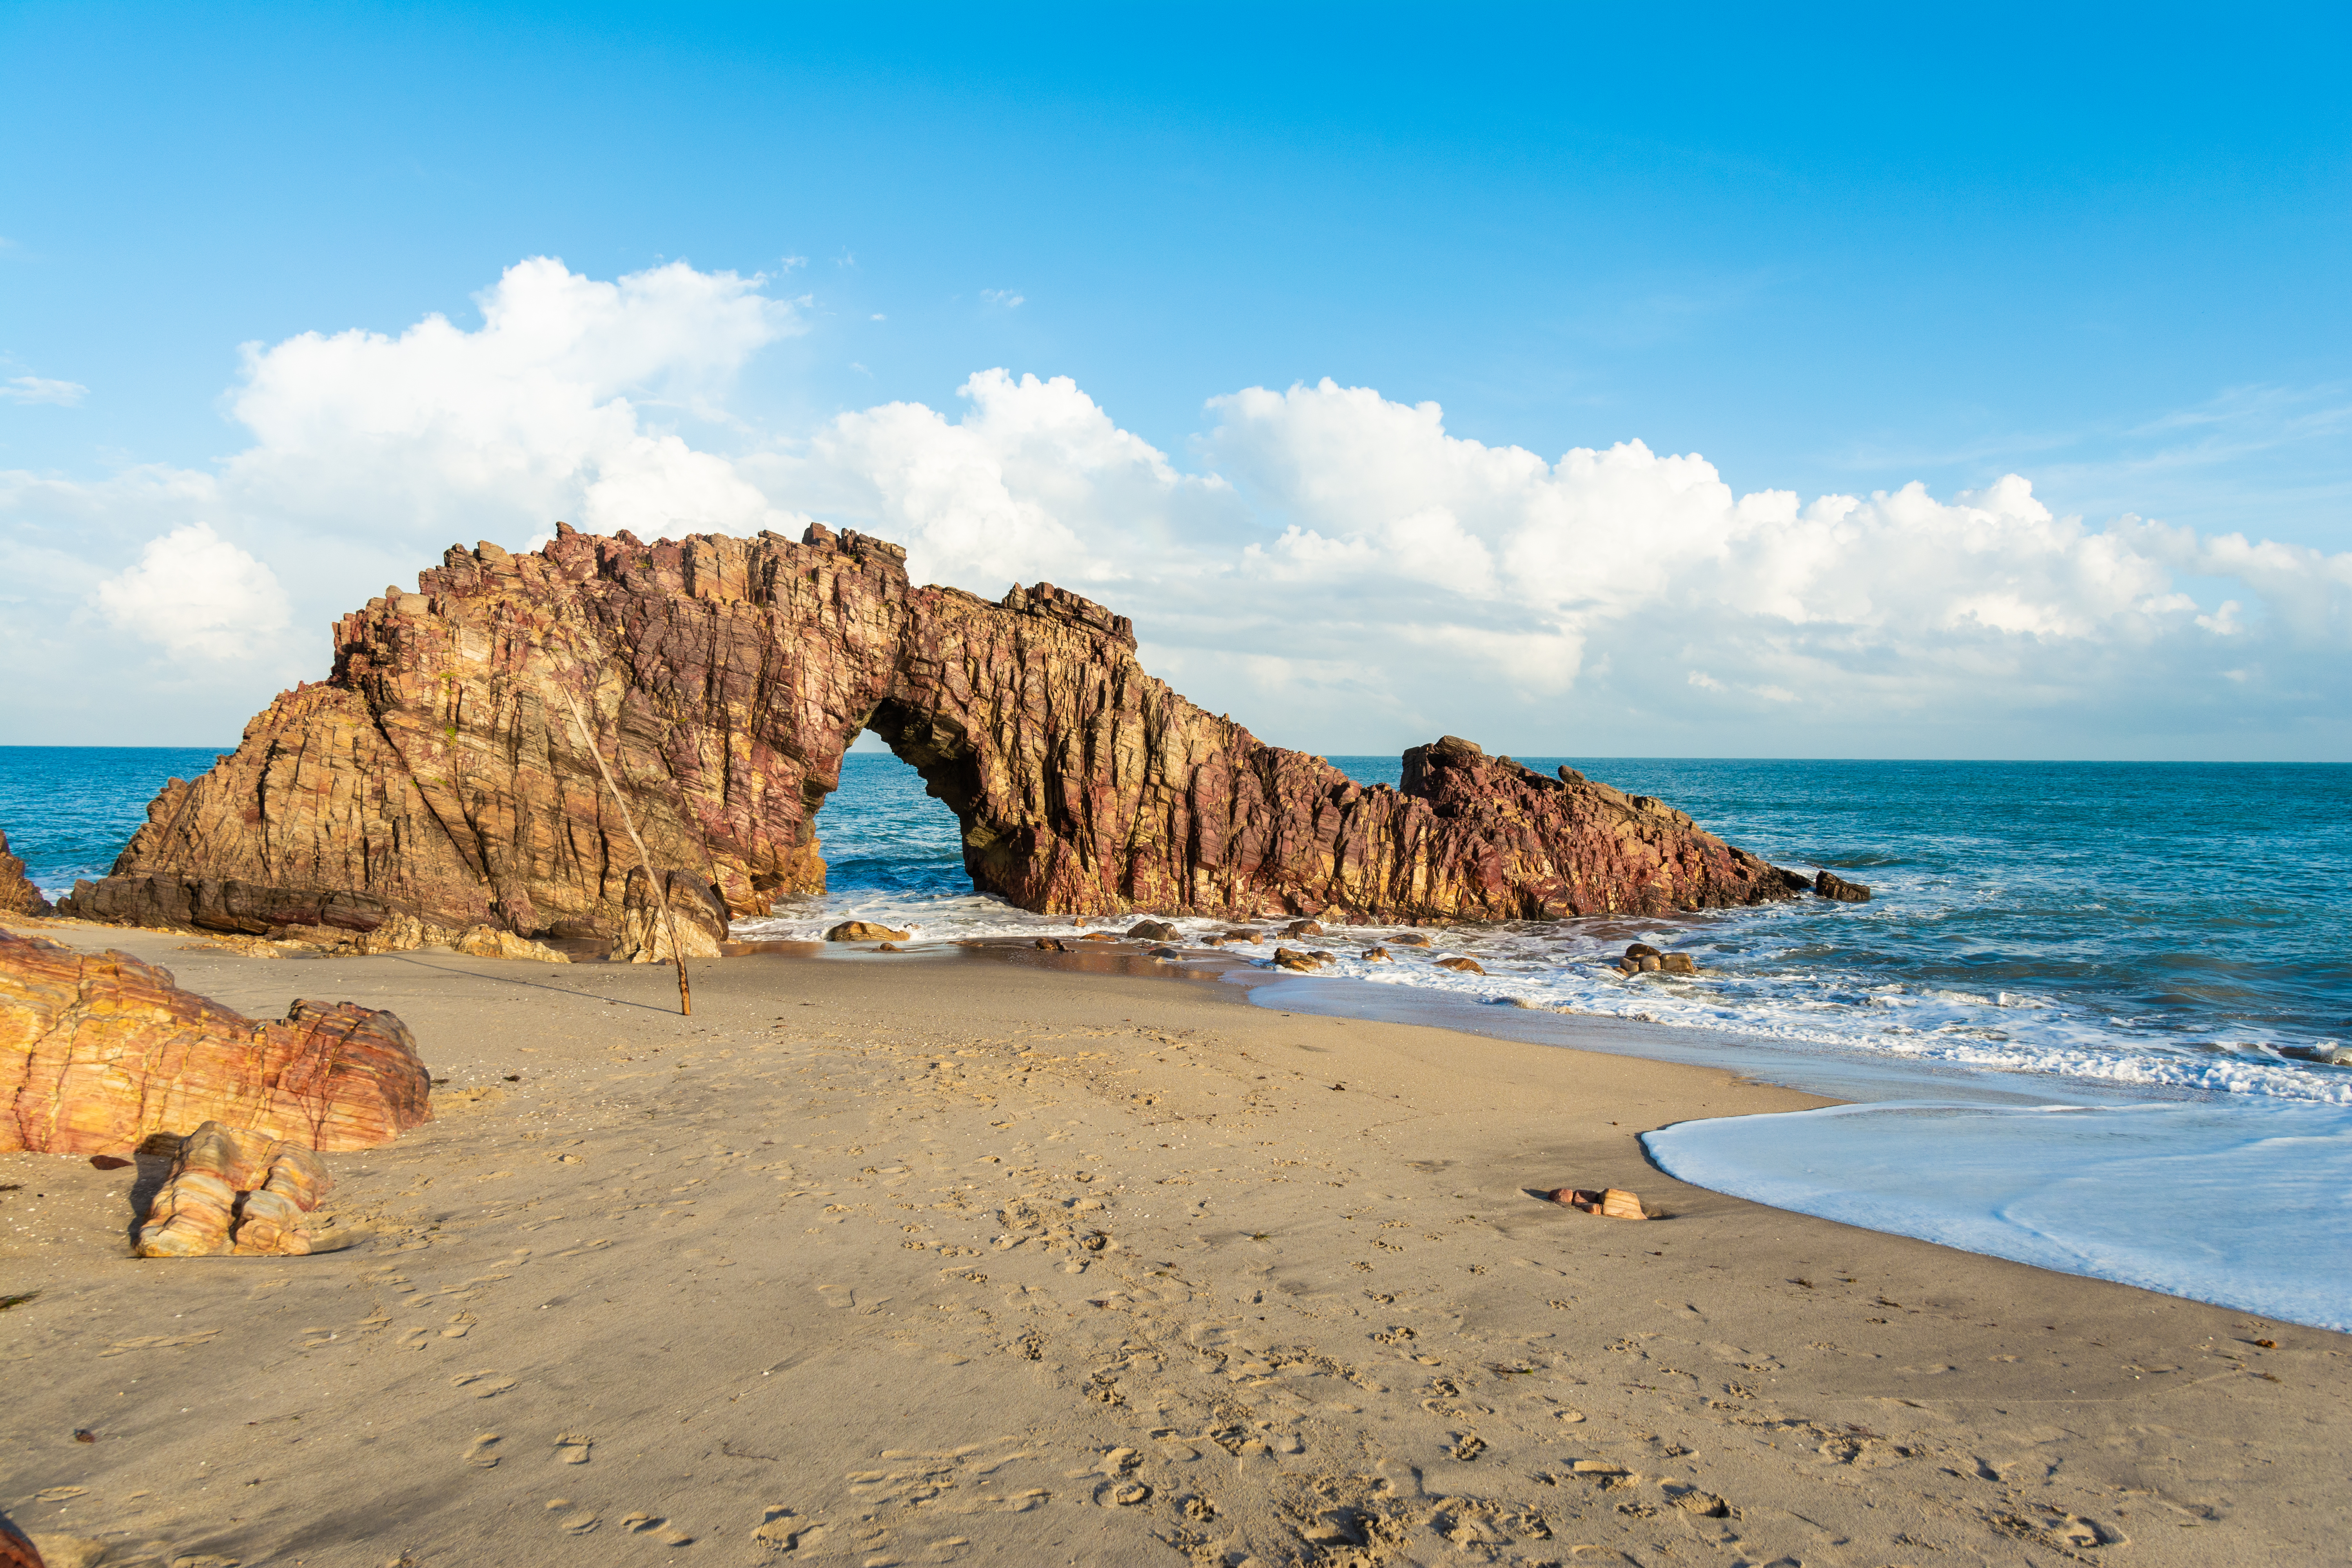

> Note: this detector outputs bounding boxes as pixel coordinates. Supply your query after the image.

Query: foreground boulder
[62,526,1802,933]
[0,931,430,1154]
[1548,1186,1648,1220]
[0,829,51,918]
[135,1121,334,1256]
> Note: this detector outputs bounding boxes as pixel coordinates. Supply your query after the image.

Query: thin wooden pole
[556,686,691,1016]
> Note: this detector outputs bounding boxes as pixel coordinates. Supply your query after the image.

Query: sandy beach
[4,921,2345,1568]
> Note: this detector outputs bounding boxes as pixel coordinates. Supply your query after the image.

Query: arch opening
[804,701,988,902]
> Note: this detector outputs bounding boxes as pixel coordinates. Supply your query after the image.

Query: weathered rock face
[0,931,431,1154]
[135,1120,335,1257]
[0,829,52,918]
[609,867,727,963]
[59,524,1802,933]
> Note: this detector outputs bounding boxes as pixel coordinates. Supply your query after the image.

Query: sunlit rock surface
[58,525,1802,931]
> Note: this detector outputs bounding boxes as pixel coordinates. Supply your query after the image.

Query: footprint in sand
[751,1506,816,1551]
[555,1433,595,1464]
[621,1512,696,1546]
[450,1370,518,1398]
[546,1499,599,1534]
[465,1433,503,1468]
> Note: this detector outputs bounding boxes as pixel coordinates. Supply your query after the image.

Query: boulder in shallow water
[1126,919,1180,941]
[0,829,51,918]
[0,930,430,1155]
[1387,931,1433,947]
[136,1120,334,1257]
[1815,870,1872,903]
[1273,946,1333,972]
[1361,947,1393,963]
[1283,919,1325,937]
[1435,956,1485,975]
[827,920,912,943]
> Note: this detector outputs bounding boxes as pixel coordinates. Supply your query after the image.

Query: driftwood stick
[556,686,691,1016]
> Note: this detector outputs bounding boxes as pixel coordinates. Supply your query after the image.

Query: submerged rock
[1436,956,1486,975]
[64,526,1800,935]
[0,930,430,1155]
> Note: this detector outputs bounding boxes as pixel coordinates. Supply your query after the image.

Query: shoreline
[4,919,2345,1564]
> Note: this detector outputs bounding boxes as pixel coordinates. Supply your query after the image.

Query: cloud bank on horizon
[3,258,2345,758]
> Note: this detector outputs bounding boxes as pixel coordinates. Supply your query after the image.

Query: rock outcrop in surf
[0,829,50,918]
[57,524,1806,938]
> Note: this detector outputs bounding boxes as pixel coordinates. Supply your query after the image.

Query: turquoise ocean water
[6,746,2348,1325]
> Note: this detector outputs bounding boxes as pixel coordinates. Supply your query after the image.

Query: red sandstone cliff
[59,524,1805,935]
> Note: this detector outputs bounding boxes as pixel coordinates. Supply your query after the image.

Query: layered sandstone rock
[0,829,52,918]
[135,1121,335,1257]
[610,867,727,963]
[825,920,911,943]
[0,931,431,1154]
[61,524,1804,934]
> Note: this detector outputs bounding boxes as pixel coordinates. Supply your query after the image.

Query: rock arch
[61,523,1805,939]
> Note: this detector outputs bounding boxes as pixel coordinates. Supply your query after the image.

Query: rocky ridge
[58,524,1815,938]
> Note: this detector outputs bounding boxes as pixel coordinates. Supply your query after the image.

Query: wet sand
[3,922,2346,1566]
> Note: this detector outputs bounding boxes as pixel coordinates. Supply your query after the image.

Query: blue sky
[3,3,2348,755]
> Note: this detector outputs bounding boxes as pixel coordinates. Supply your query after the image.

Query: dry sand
[3,922,2345,1568]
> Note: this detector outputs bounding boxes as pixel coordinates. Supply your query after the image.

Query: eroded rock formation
[0,829,51,918]
[0,931,431,1154]
[609,867,727,963]
[59,524,1806,935]
[135,1120,335,1257]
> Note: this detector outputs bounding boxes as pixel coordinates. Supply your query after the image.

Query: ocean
[7,745,2348,1326]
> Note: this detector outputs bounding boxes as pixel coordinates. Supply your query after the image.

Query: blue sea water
[0,746,226,891]
[6,746,2348,1325]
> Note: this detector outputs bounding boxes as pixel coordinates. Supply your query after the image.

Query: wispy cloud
[1,375,88,407]
[980,289,1026,310]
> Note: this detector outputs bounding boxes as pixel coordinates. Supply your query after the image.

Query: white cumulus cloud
[92,522,290,661]
[3,259,2346,759]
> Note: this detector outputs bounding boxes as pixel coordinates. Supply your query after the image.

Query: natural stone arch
[62,522,1808,940]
